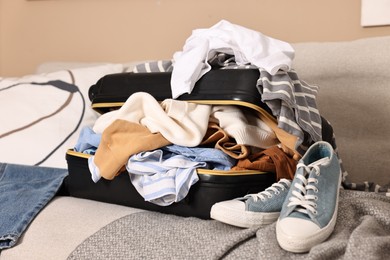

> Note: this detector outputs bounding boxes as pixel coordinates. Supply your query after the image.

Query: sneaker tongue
[308,157,330,167]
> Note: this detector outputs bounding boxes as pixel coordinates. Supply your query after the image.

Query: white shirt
[170,19,295,99]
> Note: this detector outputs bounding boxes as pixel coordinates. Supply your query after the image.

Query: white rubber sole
[210,201,280,228]
[276,173,342,253]
[276,207,338,253]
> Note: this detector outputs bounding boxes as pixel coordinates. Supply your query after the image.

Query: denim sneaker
[276,141,342,253]
[210,178,291,228]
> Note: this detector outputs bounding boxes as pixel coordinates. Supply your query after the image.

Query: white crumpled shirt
[170,19,295,99]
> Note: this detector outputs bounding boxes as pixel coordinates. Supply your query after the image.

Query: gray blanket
[68,190,390,260]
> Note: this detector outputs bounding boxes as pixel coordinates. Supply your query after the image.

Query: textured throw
[68,189,390,260]
[67,212,257,260]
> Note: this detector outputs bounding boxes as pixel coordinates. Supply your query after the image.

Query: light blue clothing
[162,144,237,171]
[74,126,101,154]
[0,163,68,249]
[127,150,204,206]
[88,156,101,183]
[126,145,236,206]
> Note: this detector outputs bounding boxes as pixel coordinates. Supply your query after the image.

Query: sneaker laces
[287,158,329,215]
[244,178,291,202]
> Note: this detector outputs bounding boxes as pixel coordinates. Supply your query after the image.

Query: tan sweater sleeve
[93,119,171,180]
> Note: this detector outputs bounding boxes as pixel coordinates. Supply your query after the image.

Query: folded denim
[0,163,68,249]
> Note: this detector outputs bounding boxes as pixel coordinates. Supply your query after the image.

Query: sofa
[1,35,389,260]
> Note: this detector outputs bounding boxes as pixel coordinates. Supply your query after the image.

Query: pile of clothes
[74,20,325,207]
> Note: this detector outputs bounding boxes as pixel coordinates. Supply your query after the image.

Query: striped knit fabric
[126,150,203,206]
[256,68,322,155]
[132,60,173,73]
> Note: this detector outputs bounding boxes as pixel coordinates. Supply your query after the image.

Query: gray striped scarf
[256,68,322,155]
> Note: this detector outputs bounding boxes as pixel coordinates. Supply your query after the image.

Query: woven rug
[68,190,390,260]
[67,211,257,260]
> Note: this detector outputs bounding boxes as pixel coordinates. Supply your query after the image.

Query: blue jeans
[0,163,68,249]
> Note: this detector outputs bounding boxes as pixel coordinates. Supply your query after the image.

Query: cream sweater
[93,92,212,147]
[210,105,279,149]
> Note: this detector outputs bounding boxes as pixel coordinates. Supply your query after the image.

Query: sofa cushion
[0,64,123,169]
[292,36,390,187]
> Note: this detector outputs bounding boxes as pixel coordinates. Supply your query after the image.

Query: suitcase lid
[89,69,273,117]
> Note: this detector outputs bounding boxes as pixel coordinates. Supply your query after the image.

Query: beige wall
[1,0,390,77]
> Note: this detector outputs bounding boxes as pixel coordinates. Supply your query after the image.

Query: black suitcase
[63,68,295,219]
[88,68,273,115]
[64,150,276,219]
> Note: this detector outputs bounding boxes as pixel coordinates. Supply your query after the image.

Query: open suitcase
[63,68,332,220]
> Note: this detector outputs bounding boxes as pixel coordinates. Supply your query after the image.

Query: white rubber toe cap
[214,200,246,211]
[278,217,320,237]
